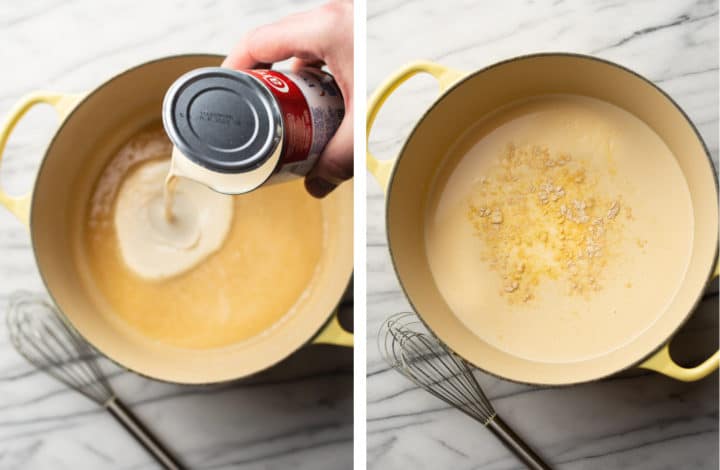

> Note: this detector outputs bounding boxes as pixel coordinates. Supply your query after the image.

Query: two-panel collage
[0,0,718,469]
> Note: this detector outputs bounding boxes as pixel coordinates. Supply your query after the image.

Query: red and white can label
[247,69,344,180]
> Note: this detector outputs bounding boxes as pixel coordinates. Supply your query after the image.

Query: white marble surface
[0,1,352,469]
[367,0,719,469]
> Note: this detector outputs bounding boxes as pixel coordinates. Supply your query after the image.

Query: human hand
[223,0,353,198]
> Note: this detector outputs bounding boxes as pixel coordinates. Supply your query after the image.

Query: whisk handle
[106,397,186,470]
[487,415,552,470]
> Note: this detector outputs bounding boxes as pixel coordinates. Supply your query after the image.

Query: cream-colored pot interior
[372,54,718,385]
[8,55,353,384]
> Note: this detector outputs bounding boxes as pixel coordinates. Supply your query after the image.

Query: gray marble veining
[0,1,352,469]
[367,0,719,469]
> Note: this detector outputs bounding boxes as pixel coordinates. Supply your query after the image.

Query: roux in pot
[82,125,324,349]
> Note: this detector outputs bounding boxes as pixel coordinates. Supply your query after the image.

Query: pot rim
[28,53,351,385]
[382,51,719,387]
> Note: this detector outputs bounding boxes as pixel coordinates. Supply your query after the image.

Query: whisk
[6,292,185,470]
[379,312,551,470]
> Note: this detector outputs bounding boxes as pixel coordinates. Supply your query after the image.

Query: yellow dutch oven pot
[0,54,353,384]
[367,53,718,385]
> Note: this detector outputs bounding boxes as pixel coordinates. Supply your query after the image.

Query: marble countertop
[367,0,718,469]
[0,1,352,469]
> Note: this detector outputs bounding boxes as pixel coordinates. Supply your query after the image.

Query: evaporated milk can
[162,67,344,194]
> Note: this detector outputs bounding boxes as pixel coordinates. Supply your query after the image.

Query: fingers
[220,0,354,199]
[291,57,326,73]
[305,113,354,198]
[222,9,328,70]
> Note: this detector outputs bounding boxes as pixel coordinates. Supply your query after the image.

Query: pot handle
[366,61,465,193]
[639,269,720,381]
[312,308,353,347]
[0,92,83,226]
[639,345,719,382]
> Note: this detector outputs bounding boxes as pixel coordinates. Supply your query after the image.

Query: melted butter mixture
[84,125,324,349]
[425,95,694,363]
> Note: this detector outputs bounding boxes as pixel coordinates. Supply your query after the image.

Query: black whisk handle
[487,415,552,470]
[106,397,186,470]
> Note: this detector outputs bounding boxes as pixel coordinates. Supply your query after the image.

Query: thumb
[305,114,354,198]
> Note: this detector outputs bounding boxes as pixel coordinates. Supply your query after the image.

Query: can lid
[162,67,282,174]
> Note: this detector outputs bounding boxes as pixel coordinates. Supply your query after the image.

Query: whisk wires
[6,291,114,405]
[379,312,496,425]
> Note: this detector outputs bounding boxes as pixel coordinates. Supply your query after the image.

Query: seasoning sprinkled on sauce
[466,143,630,303]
